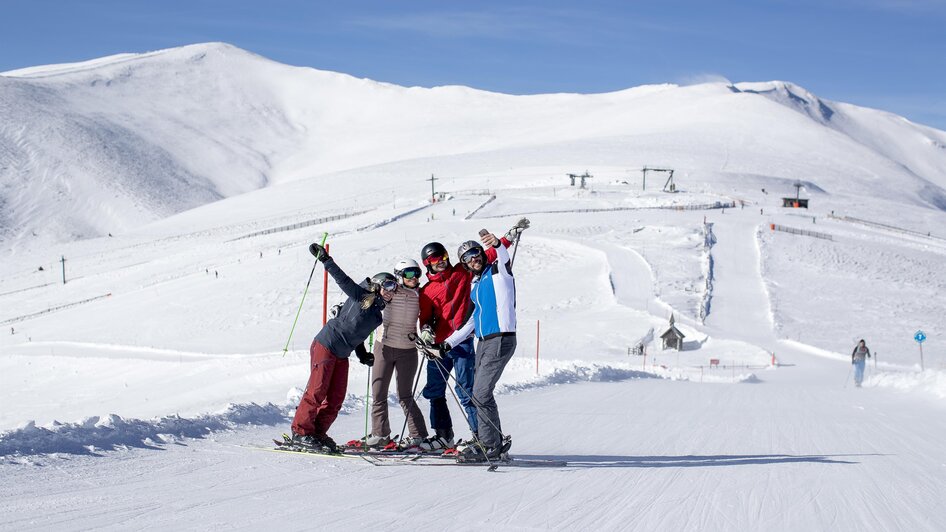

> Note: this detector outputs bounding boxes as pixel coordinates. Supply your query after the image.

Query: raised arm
[309,243,368,301]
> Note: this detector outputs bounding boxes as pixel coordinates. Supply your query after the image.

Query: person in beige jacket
[365,259,429,448]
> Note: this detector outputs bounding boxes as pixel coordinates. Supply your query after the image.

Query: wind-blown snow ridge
[0,402,289,461]
[867,368,946,399]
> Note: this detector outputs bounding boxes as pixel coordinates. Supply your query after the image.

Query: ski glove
[415,338,449,360]
[418,325,436,345]
[355,343,374,367]
[504,217,531,241]
[309,243,330,262]
[423,343,449,360]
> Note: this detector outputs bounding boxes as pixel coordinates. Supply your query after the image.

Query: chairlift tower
[566,171,594,189]
[642,166,675,192]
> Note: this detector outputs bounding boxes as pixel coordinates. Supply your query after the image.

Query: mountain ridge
[2,42,944,251]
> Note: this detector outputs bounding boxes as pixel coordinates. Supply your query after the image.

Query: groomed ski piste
[2,44,946,530]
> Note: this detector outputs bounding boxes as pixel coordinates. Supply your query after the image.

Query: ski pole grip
[478,229,489,237]
[315,232,328,260]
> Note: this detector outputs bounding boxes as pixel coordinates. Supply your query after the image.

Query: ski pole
[282,232,329,356]
[364,330,375,452]
[843,363,853,388]
[510,231,522,268]
[434,357,506,438]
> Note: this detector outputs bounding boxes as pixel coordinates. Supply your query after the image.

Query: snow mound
[867,368,946,399]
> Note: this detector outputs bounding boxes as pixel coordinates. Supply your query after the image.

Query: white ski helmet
[394,258,422,284]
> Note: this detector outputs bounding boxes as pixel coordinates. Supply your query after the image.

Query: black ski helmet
[370,272,397,292]
[421,242,449,270]
[457,240,485,270]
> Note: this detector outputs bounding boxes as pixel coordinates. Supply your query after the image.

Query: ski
[339,449,456,458]
[365,455,568,469]
[244,443,362,461]
[268,434,358,459]
[338,436,470,458]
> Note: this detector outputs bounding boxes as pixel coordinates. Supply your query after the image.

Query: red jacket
[419,237,510,342]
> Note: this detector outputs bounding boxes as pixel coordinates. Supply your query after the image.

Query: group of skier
[289,218,530,462]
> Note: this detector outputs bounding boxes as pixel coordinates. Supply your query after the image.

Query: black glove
[433,342,450,358]
[309,243,330,262]
[355,343,374,367]
[415,337,449,360]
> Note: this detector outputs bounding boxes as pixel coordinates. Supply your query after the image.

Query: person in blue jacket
[289,242,395,452]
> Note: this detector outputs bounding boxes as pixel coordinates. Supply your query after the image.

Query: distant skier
[415,219,527,451]
[421,222,529,462]
[364,259,429,450]
[851,339,871,388]
[289,242,393,453]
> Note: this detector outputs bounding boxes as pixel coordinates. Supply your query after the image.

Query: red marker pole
[322,244,330,326]
[535,320,540,375]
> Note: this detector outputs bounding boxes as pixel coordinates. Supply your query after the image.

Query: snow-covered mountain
[2,42,945,250]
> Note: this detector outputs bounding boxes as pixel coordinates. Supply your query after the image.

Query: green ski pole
[282,232,328,356]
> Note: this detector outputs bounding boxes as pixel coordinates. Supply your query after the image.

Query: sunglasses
[400,267,422,279]
[460,248,483,264]
[424,253,449,266]
[380,279,398,292]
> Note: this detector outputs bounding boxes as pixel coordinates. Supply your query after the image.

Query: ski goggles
[399,267,422,280]
[460,248,483,264]
[380,279,398,292]
[424,253,449,266]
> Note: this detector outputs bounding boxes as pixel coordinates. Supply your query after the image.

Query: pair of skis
[265,434,565,470]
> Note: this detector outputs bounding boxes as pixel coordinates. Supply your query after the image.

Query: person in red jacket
[416,218,528,450]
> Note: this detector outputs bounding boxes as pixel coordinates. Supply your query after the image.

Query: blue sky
[2,0,945,130]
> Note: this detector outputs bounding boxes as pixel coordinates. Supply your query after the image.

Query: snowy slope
[2,43,946,530]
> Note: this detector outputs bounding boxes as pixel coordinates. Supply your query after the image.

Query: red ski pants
[291,340,349,437]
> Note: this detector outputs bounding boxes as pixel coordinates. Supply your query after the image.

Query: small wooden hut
[660,314,685,351]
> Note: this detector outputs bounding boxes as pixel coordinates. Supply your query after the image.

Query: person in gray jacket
[365,259,429,449]
[289,242,394,452]
[851,339,871,388]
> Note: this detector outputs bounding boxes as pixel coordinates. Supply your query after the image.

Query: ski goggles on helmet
[399,267,422,279]
[424,253,449,266]
[460,247,483,264]
[379,279,398,292]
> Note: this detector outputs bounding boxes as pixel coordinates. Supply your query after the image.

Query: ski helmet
[371,272,397,292]
[394,258,422,284]
[421,242,449,269]
[457,240,484,270]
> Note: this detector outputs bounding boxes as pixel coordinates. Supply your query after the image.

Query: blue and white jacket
[445,243,517,347]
